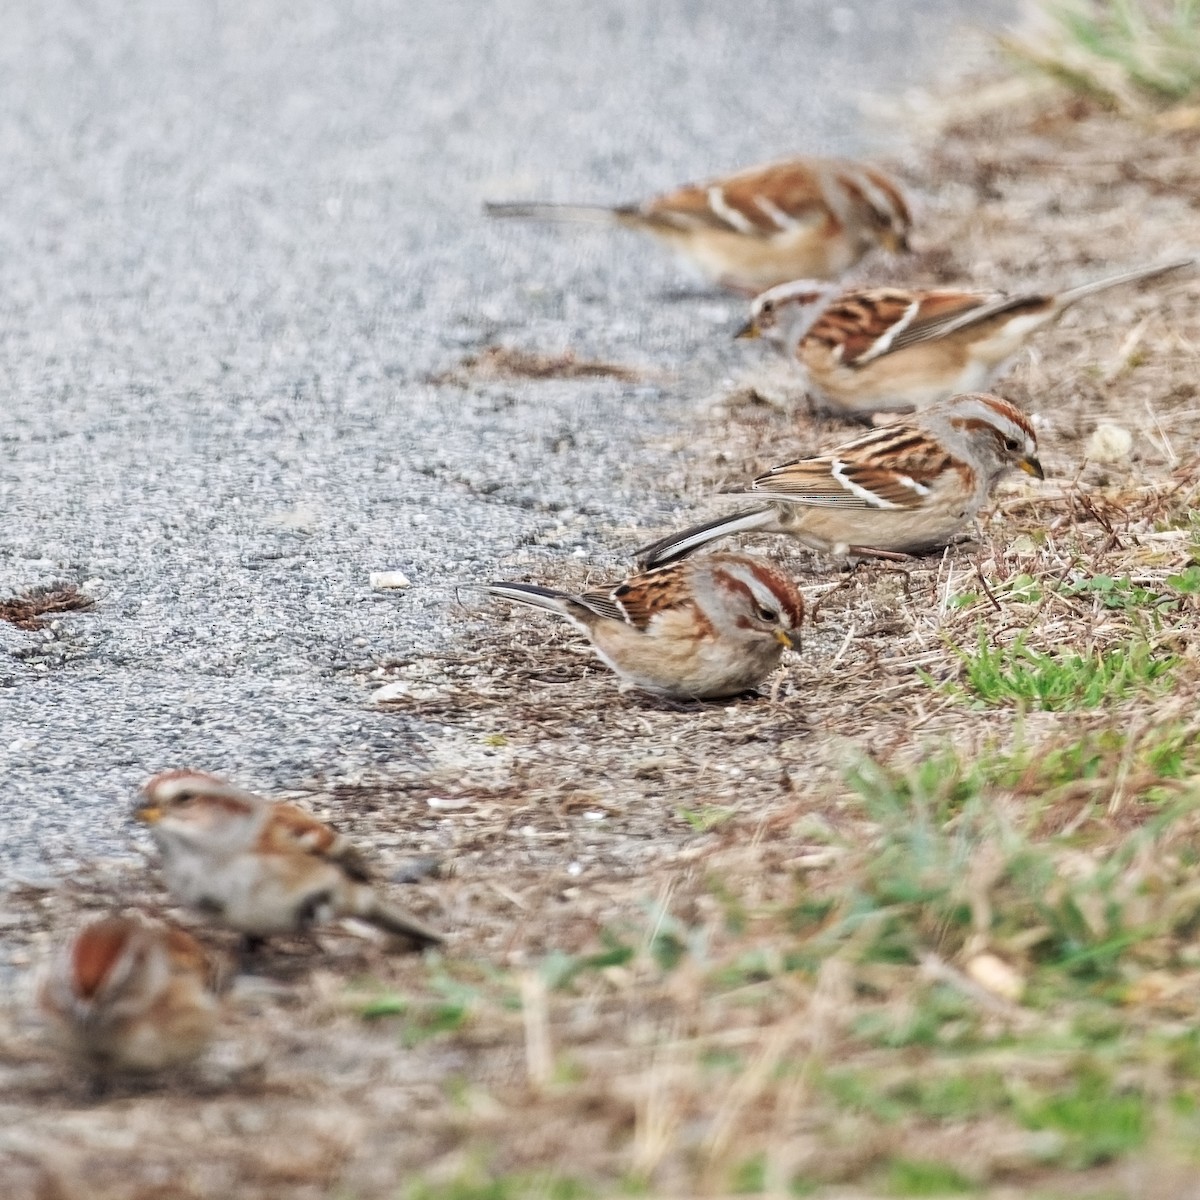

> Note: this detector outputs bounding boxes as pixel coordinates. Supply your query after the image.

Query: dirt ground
[5,64,1200,1200]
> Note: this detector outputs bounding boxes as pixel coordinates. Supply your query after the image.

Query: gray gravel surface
[0,0,1009,871]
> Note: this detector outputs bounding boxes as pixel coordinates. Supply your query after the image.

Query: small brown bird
[488,552,803,699]
[135,770,443,947]
[38,912,222,1075]
[637,393,1042,567]
[737,258,1194,416]
[485,156,911,292]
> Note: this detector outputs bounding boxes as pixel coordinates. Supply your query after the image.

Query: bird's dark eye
[1004,437,1021,452]
[173,791,196,806]
[757,606,778,622]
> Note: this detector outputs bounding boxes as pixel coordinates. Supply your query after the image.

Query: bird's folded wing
[811,289,994,365]
[638,162,827,237]
[262,803,373,881]
[756,448,949,511]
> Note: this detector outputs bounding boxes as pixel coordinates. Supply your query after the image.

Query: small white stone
[370,570,412,590]
[370,680,412,703]
[1086,423,1133,464]
[965,952,1024,1002]
[583,810,606,822]
[567,862,583,877]
[426,796,472,810]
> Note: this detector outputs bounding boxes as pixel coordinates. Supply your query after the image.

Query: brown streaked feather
[833,464,941,509]
[607,565,696,631]
[754,459,875,506]
[715,161,833,231]
[807,290,991,365]
[264,803,375,881]
[637,160,832,237]
[262,802,337,854]
[72,920,131,998]
[838,166,912,233]
[756,427,958,510]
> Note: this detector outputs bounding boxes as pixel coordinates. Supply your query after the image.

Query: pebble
[965,952,1025,1002]
[426,796,473,811]
[1086,423,1133,463]
[370,570,412,590]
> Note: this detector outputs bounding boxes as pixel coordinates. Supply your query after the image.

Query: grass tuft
[405,1173,592,1200]
[1016,1068,1148,1167]
[834,749,1200,982]
[935,627,1177,710]
[1002,0,1200,111]
[885,1158,978,1196]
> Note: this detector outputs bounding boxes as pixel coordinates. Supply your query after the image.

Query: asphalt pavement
[0,0,1009,873]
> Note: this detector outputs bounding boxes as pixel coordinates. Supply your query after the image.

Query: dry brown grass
[1000,0,1200,116]
[5,75,1200,1200]
[429,345,649,387]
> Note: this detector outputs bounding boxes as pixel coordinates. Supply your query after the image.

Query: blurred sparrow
[738,258,1194,416]
[637,392,1042,566]
[135,770,443,947]
[485,156,911,292]
[488,552,803,699]
[38,912,221,1074]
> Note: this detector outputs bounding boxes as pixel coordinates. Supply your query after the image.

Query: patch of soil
[430,344,647,386]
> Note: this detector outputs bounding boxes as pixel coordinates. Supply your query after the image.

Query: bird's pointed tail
[635,507,779,569]
[483,201,622,223]
[360,893,444,947]
[487,581,576,617]
[1054,257,1195,309]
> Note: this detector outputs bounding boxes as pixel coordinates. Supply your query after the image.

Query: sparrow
[488,552,803,699]
[738,258,1195,416]
[134,770,444,947]
[636,392,1043,566]
[485,156,911,292]
[38,912,222,1075]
